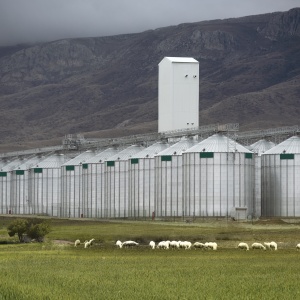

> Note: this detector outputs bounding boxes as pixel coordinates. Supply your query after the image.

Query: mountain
[0,8,299,152]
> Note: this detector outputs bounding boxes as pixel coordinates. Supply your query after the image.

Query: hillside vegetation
[0,8,299,152]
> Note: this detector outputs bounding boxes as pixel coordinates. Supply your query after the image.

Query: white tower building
[158,57,199,133]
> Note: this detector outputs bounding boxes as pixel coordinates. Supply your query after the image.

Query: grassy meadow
[1,216,300,299]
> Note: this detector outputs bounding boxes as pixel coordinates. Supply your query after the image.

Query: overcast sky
[0,0,299,46]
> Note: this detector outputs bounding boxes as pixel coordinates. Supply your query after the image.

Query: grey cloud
[0,0,298,46]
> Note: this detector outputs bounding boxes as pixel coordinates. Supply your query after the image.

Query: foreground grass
[1,216,300,299]
[0,245,300,300]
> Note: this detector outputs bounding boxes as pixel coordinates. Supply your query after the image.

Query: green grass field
[1,216,300,300]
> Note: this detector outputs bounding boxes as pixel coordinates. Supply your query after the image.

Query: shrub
[7,218,51,242]
[7,219,28,242]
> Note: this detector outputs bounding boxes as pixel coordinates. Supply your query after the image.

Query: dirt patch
[52,240,73,245]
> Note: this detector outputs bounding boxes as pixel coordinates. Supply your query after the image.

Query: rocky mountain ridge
[0,8,299,152]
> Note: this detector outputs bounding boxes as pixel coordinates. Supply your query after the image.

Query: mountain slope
[0,8,299,151]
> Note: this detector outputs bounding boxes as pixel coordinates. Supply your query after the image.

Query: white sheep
[179,241,192,250]
[251,242,266,250]
[270,241,278,251]
[84,238,95,248]
[205,242,218,250]
[74,239,81,247]
[264,241,278,251]
[149,241,155,249]
[193,242,206,249]
[237,242,249,251]
[264,242,272,250]
[122,240,139,248]
[169,240,180,249]
[157,241,170,249]
[116,240,123,248]
[296,243,300,251]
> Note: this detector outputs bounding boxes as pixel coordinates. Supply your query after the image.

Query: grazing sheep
[193,242,206,249]
[237,242,249,251]
[251,243,266,250]
[149,241,155,249]
[264,241,278,251]
[296,243,300,251]
[170,241,180,249]
[116,240,123,248]
[205,242,218,250]
[84,238,95,248]
[122,241,139,248]
[157,241,170,249]
[74,239,81,247]
[270,241,278,251]
[179,241,192,250]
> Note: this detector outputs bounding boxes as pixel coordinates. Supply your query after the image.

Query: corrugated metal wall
[262,153,300,217]
[155,139,198,218]
[105,145,145,218]
[61,151,96,218]
[31,154,71,217]
[0,158,24,214]
[183,152,254,217]
[82,148,119,218]
[261,136,300,217]
[2,135,300,219]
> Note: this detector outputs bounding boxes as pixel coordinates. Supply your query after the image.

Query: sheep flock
[73,239,300,251]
